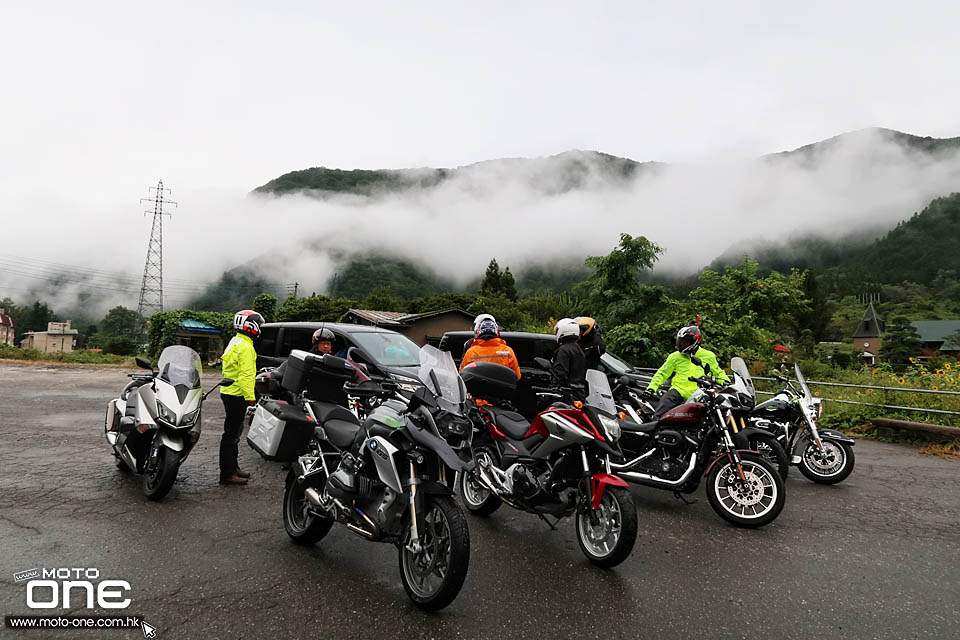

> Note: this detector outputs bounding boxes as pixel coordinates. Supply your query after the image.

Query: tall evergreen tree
[501,267,518,302]
[880,317,923,366]
[481,259,503,296]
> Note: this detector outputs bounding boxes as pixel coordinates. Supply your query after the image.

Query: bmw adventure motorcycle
[104,346,232,500]
[746,363,856,484]
[259,346,474,611]
[611,357,786,528]
[457,362,638,568]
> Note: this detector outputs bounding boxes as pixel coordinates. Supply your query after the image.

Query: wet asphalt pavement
[1,362,959,640]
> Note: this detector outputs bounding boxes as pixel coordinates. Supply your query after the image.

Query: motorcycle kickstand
[537,514,559,531]
[673,491,697,505]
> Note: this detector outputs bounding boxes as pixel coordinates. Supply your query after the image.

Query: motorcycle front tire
[398,495,470,612]
[143,446,179,501]
[798,439,855,485]
[706,453,785,528]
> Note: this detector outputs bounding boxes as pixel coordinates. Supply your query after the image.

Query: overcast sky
[2,1,959,309]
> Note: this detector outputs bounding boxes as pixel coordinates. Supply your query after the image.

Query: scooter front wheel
[143,445,179,501]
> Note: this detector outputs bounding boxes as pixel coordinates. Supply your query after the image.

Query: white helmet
[473,313,496,332]
[554,318,580,342]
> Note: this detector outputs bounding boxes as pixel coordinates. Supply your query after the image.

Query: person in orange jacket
[459,319,521,379]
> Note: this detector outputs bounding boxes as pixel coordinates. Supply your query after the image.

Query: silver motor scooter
[104,345,232,500]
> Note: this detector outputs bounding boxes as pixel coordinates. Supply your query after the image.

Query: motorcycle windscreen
[417,345,467,415]
[157,345,202,389]
[730,357,755,400]
[585,370,616,415]
[794,363,814,405]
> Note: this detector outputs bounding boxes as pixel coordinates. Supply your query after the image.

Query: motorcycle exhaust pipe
[617,453,698,488]
[304,488,323,507]
[608,449,656,471]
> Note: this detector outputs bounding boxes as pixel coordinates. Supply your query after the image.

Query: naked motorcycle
[104,346,231,500]
[457,362,638,568]
[611,357,786,528]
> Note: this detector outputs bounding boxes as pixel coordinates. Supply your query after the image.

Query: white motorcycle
[104,345,232,500]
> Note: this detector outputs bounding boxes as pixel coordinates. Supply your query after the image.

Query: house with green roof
[910,320,960,359]
[176,318,223,363]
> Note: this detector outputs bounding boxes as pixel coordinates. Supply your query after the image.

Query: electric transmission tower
[136,181,177,329]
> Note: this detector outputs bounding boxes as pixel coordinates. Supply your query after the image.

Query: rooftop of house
[911,320,960,351]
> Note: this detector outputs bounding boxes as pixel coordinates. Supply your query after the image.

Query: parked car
[437,330,652,417]
[257,322,424,391]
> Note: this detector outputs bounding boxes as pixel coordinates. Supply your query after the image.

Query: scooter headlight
[181,407,201,427]
[600,414,621,441]
[156,401,177,426]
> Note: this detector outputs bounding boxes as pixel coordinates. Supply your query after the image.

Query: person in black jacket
[551,318,587,390]
[575,316,605,370]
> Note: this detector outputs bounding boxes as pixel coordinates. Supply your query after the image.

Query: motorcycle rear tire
[398,495,470,611]
[143,446,178,501]
[283,469,333,545]
[456,447,501,516]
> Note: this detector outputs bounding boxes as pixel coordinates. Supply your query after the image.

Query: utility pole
[136,181,177,333]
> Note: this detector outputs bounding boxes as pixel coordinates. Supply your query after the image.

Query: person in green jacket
[644,326,729,419]
[218,309,263,485]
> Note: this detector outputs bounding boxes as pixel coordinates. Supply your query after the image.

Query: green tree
[251,293,278,323]
[481,259,503,297]
[501,267,518,302]
[880,317,923,366]
[100,306,139,337]
[277,295,354,322]
[361,286,403,312]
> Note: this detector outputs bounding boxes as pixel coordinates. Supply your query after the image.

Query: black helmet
[676,326,702,355]
[312,327,335,344]
[233,310,264,339]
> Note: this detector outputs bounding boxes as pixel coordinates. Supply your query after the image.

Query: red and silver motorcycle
[456,362,638,567]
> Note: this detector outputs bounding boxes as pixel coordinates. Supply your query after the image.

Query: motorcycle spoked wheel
[456,447,502,516]
[706,454,785,528]
[575,486,638,568]
[798,439,855,485]
[745,432,790,480]
[283,469,333,545]
[398,495,470,611]
[142,443,179,501]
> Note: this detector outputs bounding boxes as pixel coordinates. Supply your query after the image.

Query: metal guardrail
[750,376,960,417]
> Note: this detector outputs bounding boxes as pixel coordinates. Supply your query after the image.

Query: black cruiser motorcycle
[746,363,856,484]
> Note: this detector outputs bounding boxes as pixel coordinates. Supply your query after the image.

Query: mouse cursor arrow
[141,620,157,638]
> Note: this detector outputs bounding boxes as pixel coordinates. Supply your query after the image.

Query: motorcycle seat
[308,401,361,449]
[621,419,659,435]
[483,407,531,440]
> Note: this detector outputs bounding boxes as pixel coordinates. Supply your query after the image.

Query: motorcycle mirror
[703,362,711,374]
[218,378,234,387]
[617,375,631,386]
[410,385,439,411]
[135,357,153,371]
[689,355,703,367]
[533,357,552,370]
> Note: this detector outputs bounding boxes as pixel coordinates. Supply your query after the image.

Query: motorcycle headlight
[600,414,621,441]
[156,401,177,426]
[181,407,201,427]
[811,399,823,420]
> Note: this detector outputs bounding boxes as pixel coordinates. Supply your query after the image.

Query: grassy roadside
[0,344,135,366]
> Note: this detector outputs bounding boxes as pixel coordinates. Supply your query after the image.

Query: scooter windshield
[585,370,616,415]
[417,345,466,415]
[794,363,813,405]
[157,345,202,388]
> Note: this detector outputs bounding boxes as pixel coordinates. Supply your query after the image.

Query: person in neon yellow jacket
[645,326,729,419]
[218,309,263,485]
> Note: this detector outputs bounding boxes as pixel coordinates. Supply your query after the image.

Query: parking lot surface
[1,363,958,639]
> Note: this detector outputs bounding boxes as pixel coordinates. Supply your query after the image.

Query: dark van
[258,322,425,391]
